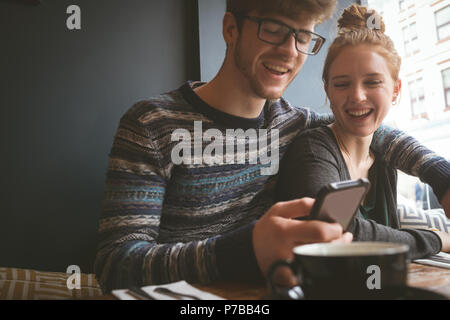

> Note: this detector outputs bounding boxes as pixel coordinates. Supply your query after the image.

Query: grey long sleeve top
[275,126,442,260]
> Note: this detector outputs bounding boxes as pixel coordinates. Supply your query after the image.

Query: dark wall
[198,0,225,82]
[1,0,197,273]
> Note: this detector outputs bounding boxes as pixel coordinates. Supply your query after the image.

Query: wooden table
[407,263,450,298]
[192,263,450,300]
[96,263,450,300]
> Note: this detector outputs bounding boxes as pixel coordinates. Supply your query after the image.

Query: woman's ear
[393,79,402,104]
[324,83,331,99]
[324,83,332,109]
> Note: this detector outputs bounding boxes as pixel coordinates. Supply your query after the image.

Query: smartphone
[305,178,371,231]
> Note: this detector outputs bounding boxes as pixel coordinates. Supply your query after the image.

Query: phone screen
[312,184,368,230]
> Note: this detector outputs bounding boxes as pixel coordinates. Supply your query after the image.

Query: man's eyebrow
[261,16,315,33]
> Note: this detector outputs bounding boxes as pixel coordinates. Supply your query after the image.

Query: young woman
[276,4,450,259]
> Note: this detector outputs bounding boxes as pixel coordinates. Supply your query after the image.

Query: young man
[94,0,450,292]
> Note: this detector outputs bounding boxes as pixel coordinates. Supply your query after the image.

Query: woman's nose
[349,85,366,102]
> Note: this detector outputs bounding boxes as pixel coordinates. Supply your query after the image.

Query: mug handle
[267,259,305,300]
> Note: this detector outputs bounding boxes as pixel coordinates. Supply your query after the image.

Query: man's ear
[223,12,239,47]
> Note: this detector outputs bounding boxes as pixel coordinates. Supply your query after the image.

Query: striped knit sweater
[94,81,450,292]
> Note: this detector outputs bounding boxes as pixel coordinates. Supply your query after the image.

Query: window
[402,22,419,55]
[367,0,450,212]
[408,77,426,118]
[435,5,450,41]
[443,67,450,110]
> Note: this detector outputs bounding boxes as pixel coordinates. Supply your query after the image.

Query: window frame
[408,76,427,119]
[402,22,420,56]
[442,67,450,111]
[435,5,450,42]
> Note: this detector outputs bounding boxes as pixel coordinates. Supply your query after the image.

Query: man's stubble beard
[234,37,288,101]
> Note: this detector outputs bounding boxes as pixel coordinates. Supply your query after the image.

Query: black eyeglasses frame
[241,15,326,56]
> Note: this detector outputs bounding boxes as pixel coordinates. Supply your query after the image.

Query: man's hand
[252,198,353,286]
[441,189,450,219]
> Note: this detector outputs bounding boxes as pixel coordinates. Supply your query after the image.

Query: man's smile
[263,62,291,75]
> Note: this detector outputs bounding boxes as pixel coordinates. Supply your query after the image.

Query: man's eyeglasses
[242,15,326,56]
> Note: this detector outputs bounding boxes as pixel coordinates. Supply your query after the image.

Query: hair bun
[337,4,385,33]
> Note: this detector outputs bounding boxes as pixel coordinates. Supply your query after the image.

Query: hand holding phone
[298,179,371,231]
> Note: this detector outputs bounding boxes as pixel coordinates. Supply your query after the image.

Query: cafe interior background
[1,0,449,298]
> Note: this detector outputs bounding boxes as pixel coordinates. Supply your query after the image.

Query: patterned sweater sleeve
[94,102,262,293]
[307,111,450,201]
[94,103,178,292]
[371,124,450,201]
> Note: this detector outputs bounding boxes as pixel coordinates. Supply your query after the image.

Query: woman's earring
[392,95,398,105]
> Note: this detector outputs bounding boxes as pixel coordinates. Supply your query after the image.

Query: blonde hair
[322,4,401,86]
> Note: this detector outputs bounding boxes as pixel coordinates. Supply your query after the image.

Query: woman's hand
[441,189,450,219]
[433,230,450,253]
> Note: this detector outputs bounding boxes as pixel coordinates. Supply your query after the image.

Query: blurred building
[363,0,450,207]
[364,0,450,159]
